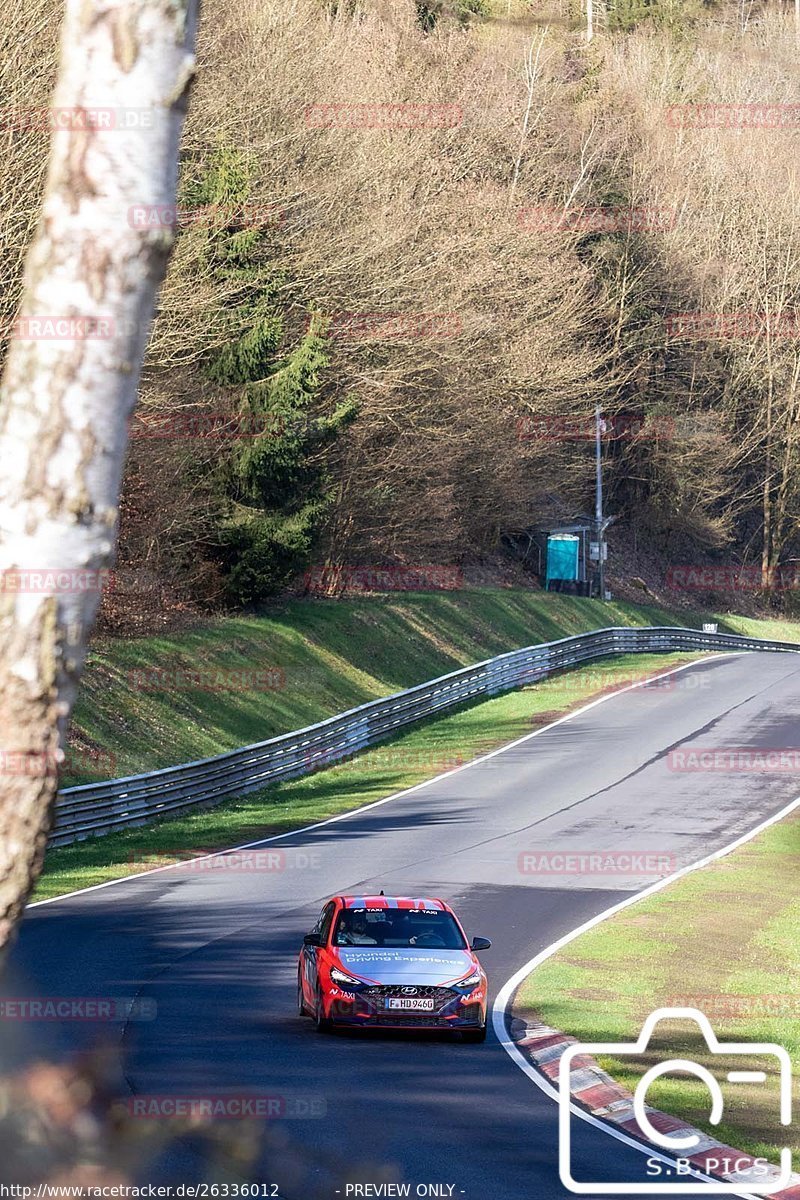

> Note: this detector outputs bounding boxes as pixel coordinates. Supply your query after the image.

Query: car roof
[339,895,448,911]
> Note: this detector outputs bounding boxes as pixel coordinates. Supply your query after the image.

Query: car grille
[359,985,459,1014]
[376,1013,454,1027]
[457,1003,483,1026]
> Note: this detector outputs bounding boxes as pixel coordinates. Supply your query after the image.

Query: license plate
[386,997,435,1011]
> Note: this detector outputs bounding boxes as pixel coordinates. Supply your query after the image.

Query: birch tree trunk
[0,0,198,958]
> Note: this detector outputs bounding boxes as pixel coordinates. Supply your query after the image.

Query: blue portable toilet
[545,534,580,590]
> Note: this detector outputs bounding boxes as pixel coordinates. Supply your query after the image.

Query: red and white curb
[509,1016,800,1198]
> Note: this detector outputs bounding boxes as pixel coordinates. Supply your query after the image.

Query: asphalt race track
[8,652,800,1199]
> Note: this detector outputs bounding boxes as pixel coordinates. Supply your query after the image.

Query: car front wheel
[315,990,333,1033]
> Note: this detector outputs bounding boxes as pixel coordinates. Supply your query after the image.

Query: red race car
[297,894,491,1041]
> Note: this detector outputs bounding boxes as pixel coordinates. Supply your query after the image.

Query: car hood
[334,948,475,986]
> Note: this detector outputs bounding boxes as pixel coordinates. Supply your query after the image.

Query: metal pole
[595,405,604,599]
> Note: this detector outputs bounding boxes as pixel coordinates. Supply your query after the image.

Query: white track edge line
[492,773,800,1197]
[30,653,738,909]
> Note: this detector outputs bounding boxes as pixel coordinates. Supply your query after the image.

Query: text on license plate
[386,997,435,1011]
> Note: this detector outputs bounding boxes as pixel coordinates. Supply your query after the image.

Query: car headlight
[330,967,364,987]
[457,968,482,989]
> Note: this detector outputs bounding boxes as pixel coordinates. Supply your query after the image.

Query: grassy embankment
[42,589,800,902]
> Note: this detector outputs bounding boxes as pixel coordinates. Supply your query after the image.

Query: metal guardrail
[52,625,800,847]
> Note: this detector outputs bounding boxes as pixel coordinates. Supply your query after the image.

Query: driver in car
[340,913,377,945]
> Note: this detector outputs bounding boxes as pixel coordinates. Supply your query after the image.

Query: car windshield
[333,907,467,949]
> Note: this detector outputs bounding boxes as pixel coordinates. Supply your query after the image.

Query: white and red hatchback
[297,894,491,1041]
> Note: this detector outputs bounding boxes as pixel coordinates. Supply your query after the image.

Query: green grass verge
[66,588,800,787]
[515,809,800,1164]
[40,650,700,901]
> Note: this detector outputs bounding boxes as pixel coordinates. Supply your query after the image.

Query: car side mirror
[471,936,491,952]
[303,932,323,947]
